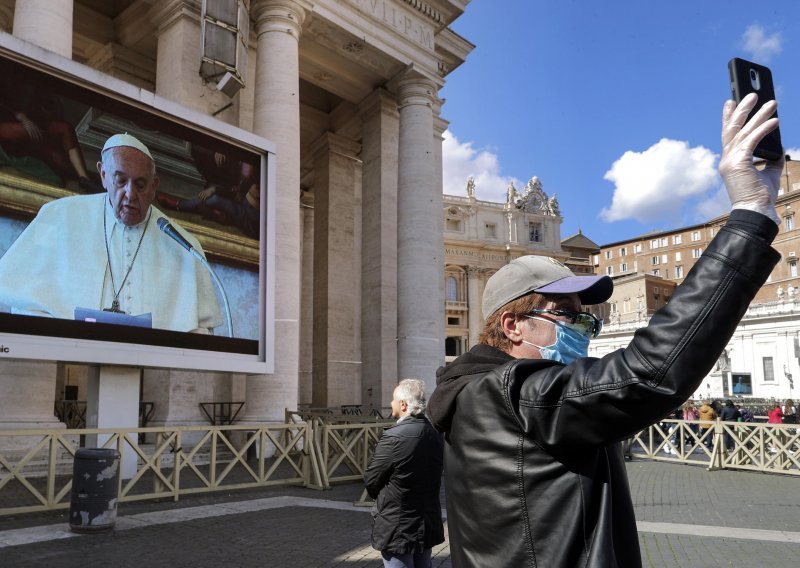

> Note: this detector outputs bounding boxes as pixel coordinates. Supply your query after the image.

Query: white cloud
[600,139,719,224]
[741,23,782,63]
[442,129,520,201]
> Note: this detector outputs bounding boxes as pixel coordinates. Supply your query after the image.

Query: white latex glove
[718,92,784,225]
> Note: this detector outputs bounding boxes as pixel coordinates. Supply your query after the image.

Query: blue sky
[440,1,800,246]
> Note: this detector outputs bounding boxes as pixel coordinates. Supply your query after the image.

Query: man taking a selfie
[429,92,783,567]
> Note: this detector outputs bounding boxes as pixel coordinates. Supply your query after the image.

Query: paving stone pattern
[2,461,799,567]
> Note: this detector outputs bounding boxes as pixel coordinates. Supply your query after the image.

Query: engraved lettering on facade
[349,0,435,49]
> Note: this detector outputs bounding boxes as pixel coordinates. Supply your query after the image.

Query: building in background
[592,158,800,400]
[444,176,584,360]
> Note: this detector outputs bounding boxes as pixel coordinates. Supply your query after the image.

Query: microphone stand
[157,217,233,337]
[190,249,234,338]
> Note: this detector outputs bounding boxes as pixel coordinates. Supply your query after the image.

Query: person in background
[698,399,718,448]
[682,400,699,446]
[719,399,741,451]
[782,399,796,424]
[767,402,784,424]
[364,378,444,568]
[767,402,785,454]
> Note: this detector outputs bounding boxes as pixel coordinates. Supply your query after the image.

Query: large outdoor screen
[0,35,275,373]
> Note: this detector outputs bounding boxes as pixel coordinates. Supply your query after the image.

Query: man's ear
[500,311,523,342]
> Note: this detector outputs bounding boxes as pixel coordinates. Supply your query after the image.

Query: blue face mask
[522,318,590,365]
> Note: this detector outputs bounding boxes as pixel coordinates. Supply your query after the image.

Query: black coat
[364,414,444,554]
[428,209,780,568]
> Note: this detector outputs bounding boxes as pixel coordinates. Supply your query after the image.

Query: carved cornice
[401,0,444,25]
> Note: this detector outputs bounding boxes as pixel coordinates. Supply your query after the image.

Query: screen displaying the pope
[0,133,222,334]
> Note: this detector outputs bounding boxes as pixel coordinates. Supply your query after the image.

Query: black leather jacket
[364,414,445,554]
[428,210,779,567]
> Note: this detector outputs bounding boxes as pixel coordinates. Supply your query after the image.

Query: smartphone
[728,57,783,161]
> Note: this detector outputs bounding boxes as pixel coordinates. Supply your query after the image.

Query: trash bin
[69,448,121,533]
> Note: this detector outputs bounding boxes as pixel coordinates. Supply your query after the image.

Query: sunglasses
[525,308,603,338]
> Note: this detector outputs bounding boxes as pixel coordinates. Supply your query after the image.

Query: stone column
[467,266,482,348]
[298,191,314,406]
[358,88,399,408]
[150,0,232,119]
[310,132,362,408]
[394,70,443,393]
[244,0,310,421]
[13,0,73,58]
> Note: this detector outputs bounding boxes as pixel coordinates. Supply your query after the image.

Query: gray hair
[394,378,427,416]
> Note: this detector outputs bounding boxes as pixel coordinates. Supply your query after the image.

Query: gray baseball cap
[482,255,613,318]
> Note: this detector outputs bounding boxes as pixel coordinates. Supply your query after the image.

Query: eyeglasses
[525,309,603,338]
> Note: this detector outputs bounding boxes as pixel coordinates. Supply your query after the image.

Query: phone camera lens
[750,69,757,80]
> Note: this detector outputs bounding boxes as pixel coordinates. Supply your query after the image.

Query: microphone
[156,217,234,337]
[157,217,194,252]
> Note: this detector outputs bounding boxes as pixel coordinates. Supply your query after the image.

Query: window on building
[620,263,627,272]
[652,269,660,277]
[445,337,461,357]
[660,237,668,247]
[709,228,716,237]
[763,356,775,382]
[650,239,658,249]
[592,254,600,266]
[447,316,461,326]
[633,260,638,271]
[691,231,700,241]
[529,222,542,242]
[620,247,627,257]
[787,216,795,231]
[673,234,682,244]
[605,250,613,260]
[692,248,702,258]
[661,254,668,264]
[675,265,684,278]
[485,223,497,238]
[446,219,462,232]
[675,251,682,262]
[634,243,642,253]
[606,266,614,276]
[446,276,458,301]
[651,256,660,265]
[790,260,798,278]
[653,287,660,298]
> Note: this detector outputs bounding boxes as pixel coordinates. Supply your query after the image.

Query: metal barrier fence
[2,415,795,517]
[284,410,394,490]
[629,419,800,475]
[0,422,311,516]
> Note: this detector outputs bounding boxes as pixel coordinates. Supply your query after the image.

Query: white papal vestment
[0,193,222,333]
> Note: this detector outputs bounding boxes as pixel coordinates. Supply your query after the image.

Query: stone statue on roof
[466,176,476,199]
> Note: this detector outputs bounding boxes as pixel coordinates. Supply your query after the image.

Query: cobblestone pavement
[1,460,799,567]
